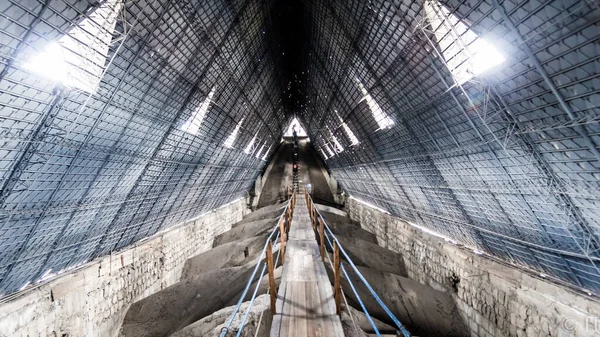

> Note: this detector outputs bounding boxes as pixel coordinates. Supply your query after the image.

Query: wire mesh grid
[301,0,600,291]
[0,0,286,294]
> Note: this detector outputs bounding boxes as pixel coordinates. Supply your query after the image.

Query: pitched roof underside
[0,0,598,295]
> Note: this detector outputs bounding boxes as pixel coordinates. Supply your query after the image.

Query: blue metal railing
[219,194,294,337]
[306,191,412,337]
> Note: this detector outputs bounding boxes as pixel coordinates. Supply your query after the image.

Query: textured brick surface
[0,199,248,337]
[347,198,600,337]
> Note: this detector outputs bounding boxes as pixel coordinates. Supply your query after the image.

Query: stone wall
[346,198,600,337]
[0,199,249,337]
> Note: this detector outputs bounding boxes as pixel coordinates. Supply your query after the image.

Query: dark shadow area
[268,0,308,116]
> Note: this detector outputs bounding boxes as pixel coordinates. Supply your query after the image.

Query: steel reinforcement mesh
[1,0,599,297]
[0,0,286,294]
[301,0,600,292]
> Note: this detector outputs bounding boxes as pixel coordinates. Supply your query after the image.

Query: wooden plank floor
[270,193,345,337]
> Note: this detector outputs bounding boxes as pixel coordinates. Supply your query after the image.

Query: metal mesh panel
[0,0,285,294]
[1,0,599,297]
[302,0,600,291]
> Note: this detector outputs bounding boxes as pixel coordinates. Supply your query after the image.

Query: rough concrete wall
[318,165,343,204]
[346,198,600,337]
[257,143,291,207]
[252,144,282,208]
[306,145,341,203]
[0,199,249,337]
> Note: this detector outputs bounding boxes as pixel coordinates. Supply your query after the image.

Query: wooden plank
[304,281,317,337]
[291,281,308,337]
[271,280,286,335]
[278,281,292,335]
[286,281,296,337]
[270,193,344,337]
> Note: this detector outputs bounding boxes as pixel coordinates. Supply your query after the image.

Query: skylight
[224,119,243,148]
[329,128,344,153]
[356,79,395,130]
[255,143,265,159]
[283,117,308,137]
[181,87,215,135]
[335,110,359,145]
[333,137,344,153]
[424,0,505,85]
[261,145,271,161]
[324,143,335,157]
[320,148,329,160]
[244,132,258,154]
[341,123,359,145]
[24,0,123,93]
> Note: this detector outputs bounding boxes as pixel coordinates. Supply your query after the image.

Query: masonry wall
[0,199,249,337]
[346,198,600,337]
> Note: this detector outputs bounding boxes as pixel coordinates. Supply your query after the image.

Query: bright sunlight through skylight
[244,133,258,154]
[224,119,243,148]
[283,117,308,137]
[356,79,395,131]
[261,145,271,161]
[424,0,505,85]
[181,87,215,135]
[24,0,122,93]
[335,110,359,146]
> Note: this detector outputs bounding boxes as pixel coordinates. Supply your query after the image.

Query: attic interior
[0,0,599,336]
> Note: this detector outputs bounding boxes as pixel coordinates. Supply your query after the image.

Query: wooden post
[319,218,325,262]
[334,241,341,315]
[279,217,286,265]
[266,242,276,314]
[291,197,294,217]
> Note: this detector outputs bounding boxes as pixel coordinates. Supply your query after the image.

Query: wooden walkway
[270,193,345,337]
